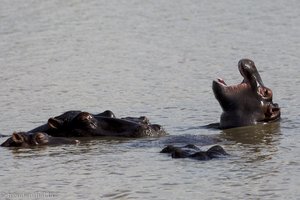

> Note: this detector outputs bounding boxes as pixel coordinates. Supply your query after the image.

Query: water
[0,0,299,199]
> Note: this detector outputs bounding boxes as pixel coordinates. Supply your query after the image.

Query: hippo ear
[34,132,48,144]
[12,132,24,144]
[48,118,64,129]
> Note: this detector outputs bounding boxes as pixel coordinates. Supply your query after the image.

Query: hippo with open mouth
[212,59,281,129]
[29,110,166,137]
[1,132,79,147]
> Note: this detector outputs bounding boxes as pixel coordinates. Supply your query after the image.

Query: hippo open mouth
[212,59,280,129]
[214,59,265,95]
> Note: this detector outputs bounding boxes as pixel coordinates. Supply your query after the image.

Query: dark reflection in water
[221,122,281,145]
[5,137,133,158]
[221,122,281,162]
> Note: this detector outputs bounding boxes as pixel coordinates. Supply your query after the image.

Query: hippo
[0,133,9,137]
[212,59,280,129]
[29,110,166,137]
[160,144,228,160]
[1,132,79,148]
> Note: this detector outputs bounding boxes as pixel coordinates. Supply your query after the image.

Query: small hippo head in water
[1,132,79,147]
[161,144,228,160]
[212,59,281,129]
[31,110,166,137]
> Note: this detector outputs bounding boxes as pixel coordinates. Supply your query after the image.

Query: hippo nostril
[151,124,162,131]
[140,116,146,120]
[264,103,280,119]
[139,116,150,124]
[272,106,280,112]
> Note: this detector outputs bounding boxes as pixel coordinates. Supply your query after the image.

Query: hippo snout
[133,123,165,137]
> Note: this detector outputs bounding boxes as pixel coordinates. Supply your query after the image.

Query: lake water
[0,0,299,199]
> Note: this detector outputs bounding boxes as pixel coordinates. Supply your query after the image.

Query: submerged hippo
[1,132,79,147]
[212,59,281,129]
[29,110,166,137]
[0,133,9,137]
[161,144,228,160]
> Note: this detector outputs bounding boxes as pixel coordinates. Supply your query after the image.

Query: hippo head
[47,111,166,137]
[0,132,79,147]
[212,59,280,129]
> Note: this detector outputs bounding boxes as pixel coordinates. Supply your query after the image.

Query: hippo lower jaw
[260,103,281,123]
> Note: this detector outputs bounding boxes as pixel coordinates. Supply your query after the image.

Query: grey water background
[0,0,299,199]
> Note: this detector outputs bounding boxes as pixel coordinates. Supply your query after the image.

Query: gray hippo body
[0,134,9,138]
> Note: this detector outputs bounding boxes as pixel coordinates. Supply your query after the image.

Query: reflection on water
[185,121,283,164]
[221,122,281,145]
[5,137,133,158]
[221,122,281,163]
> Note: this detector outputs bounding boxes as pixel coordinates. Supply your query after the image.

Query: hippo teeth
[217,78,227,86]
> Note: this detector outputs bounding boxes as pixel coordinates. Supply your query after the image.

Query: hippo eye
[78,113,92,122]
[82,115,93,124]
[36,133,45,140]
[76,113,97,129]
[86,115,92,120]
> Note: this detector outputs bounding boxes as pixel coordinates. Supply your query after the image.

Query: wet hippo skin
[29,110,166,137]
[212,59,280,129]
[1,132,79,147]
[161,144,228,160]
